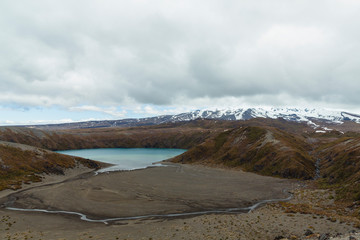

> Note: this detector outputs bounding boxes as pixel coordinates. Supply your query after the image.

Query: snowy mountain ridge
[169,108,360,125]
[26,107,360,130]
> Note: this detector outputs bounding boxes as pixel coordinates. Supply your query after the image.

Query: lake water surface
[57,148,186,173]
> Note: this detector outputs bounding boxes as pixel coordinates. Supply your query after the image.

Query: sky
[0,0,360,125]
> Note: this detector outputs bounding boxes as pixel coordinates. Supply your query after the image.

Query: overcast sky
[1,0,360,125]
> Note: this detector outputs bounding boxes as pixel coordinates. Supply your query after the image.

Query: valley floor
[0,164,358,240]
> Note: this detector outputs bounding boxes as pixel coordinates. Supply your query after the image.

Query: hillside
[0,141,102,191]
[315,135,360,202]
[0,121,225,150]
[0,119,313,151]
[172,126,316,179]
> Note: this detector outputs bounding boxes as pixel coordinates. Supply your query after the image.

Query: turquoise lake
[57,148,186,172]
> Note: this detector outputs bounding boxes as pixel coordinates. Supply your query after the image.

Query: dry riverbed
[0,164,358,239]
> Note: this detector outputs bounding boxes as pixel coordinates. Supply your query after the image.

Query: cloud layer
[1,0,360,113]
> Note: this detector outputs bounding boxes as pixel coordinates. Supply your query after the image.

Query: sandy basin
[1,163,291,220]
[1,164,358,239]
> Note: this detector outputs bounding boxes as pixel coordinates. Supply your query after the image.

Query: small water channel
[6,193,292,224]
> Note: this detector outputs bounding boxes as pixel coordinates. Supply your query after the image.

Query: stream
[314,158,321,180]
[5,192,292,224]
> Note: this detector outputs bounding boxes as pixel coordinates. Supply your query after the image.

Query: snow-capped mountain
[169,108,360,125]
[25,108,360,130]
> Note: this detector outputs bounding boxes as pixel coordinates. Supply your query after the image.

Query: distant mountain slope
[24,116,174,130]
[172,126,316,180]
[23,108,360,131]
[0,121,227,150]
[0,119,317,151]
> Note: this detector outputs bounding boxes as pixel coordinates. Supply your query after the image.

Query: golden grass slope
[315,134,360,202]
[0,121,224,150]
[0,141,101,191]
[172,126,316,180]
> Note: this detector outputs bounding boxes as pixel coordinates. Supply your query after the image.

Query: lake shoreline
[57,147,187,173]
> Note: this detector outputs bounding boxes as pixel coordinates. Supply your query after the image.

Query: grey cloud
[0,0,359,109]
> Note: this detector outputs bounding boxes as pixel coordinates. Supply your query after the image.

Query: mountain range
[25,107,360,130]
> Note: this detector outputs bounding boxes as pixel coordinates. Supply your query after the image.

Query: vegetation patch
[173,126,315,180]
[0,144,101,191]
